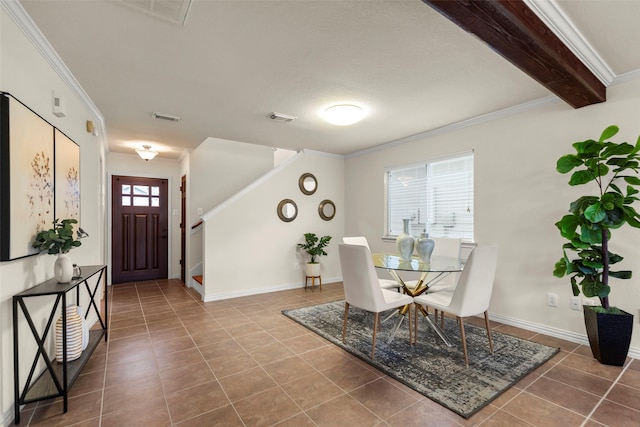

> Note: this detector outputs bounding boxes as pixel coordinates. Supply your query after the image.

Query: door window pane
[151,186,160,196]
[122,185,131,195]
[133,196,150,206]
[133,185,149,196]
[122,196,131,206]
[151,197,159,207]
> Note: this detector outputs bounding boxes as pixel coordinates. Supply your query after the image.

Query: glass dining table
[371,253,464,346]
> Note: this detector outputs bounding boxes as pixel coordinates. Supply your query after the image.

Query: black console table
[12,265,107,424]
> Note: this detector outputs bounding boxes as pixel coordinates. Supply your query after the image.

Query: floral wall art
[55,129,80,222]
[0,92,80,261]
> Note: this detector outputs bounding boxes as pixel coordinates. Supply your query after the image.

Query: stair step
[193,275,203,285]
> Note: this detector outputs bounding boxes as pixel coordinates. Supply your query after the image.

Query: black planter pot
[583,306,634,366]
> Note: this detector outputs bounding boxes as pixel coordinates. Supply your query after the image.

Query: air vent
[268,112,297,123]
[119,0,193,26]
[152,112,181,122]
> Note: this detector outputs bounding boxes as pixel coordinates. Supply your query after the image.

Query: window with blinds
[386,152,474,241]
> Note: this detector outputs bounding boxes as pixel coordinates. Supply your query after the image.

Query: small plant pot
[305,262,321,277]
[583,305,634,366]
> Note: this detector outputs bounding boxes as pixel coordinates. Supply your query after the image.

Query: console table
[12,265,107,424]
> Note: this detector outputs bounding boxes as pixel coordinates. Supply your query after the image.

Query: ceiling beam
[422,0,606,108]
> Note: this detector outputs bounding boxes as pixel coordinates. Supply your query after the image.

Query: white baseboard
[202,276,341,302]
[489,312,639,360]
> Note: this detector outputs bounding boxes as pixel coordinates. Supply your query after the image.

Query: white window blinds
[386,152,473,240]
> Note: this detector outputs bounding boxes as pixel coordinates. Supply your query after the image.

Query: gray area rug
[283,301,559,419]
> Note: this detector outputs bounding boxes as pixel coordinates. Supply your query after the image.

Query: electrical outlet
[547,293,558,307]
[570,296,581,311]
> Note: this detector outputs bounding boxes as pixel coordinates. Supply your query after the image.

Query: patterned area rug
[283,301,559,419]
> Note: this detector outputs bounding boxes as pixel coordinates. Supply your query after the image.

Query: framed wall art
[0,92,80,261]
[54,129,80,223]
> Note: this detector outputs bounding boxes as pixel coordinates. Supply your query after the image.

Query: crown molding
[1,0,107,148]
[523,0,615,86]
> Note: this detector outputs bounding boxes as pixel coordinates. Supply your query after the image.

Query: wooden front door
[112,175,168,283]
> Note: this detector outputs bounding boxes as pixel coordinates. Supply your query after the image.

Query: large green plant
[32,218,83,254]
[553,125,640,311]
[297,233,332,263]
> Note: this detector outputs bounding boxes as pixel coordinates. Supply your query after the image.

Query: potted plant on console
[297,232,332,279]
[554,125,640,365]
[33,218,85,283]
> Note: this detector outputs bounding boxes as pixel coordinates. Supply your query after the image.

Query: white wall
[203,151,344,300]
[0,6,106,424]
[345,76,640,355]
[187,137,275,277]
[107,152,182,279]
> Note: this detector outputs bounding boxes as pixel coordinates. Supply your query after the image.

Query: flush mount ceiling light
[135,145,158,161]
[322,104,364,126]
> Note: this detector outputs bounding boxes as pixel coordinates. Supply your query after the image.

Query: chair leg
[372,312,379,359]
[408,303,412,345]
[484,311,494,354]
[342,302,350,343]
[414,304,418,345]
[458,317,469,368]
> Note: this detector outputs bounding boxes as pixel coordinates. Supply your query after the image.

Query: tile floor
[13,279,640,426]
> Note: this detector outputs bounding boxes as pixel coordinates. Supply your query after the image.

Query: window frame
[384,151,474,242]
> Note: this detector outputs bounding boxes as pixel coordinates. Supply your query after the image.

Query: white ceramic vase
[77,305,89,351]
[54,253,73,283]
[396,219,415,261]
[415,232,435,263]
[55,304,84,362]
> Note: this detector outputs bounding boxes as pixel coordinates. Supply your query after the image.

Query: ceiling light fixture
[322,104,364,126]
[135,145,158,161]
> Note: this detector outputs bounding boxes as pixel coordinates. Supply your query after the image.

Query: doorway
[112,175,168,283]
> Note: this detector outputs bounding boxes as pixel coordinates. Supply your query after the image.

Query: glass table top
[371,253,463,273]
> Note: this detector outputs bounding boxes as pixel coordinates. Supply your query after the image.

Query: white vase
[55,304,84,362]
[54,253,73,283]
[77,305,89,351]
[416,232,435,263]
[396,219,415,261]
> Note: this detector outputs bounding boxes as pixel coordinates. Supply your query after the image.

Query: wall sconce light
[135,145,158,161]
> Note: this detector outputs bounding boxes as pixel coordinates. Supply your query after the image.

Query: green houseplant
[553,125,640,365]
[297,233,332,281]
[33,218,84,283]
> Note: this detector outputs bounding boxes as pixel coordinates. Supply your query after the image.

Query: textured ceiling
[18,0,640,158]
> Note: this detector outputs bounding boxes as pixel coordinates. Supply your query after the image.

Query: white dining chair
[413,245,498,367]
[342,236,400,291]
[339,243,415,359]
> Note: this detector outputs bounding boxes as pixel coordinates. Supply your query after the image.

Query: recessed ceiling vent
[119,0,193,26]
[152,112,181,122]
[267,112,297,123]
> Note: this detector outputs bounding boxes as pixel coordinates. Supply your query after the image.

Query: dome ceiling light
[135,144,158,161]
[322,104,364,126]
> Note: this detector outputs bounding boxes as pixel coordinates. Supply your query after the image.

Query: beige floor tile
[234,386,302,426]
[165,380,230,424]
[17,279,634,426]
[349,377,420,420]
[175,405,244,426]
[306,394,382,426]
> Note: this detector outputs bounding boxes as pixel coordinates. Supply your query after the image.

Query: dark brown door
[180,175,186,283]
[112,175,168,283]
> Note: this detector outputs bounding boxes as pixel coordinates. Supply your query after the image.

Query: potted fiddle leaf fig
[297,233,332,277]
[553,125,640,365]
